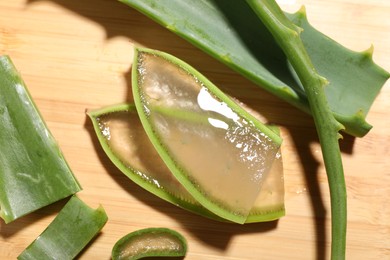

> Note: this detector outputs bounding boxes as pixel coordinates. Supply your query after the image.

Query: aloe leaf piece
[88,103,222,222]
[119,0,389,137]
[133,47,282,224]
[18,196,108,260]
[0,56,81,224]
[87,103,284,223]
[111,227,187,260]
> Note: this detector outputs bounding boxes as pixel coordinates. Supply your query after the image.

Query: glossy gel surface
[133,48,281,223]
[89,104,284,223]
[96,108,195,203]
[112,227,187,260]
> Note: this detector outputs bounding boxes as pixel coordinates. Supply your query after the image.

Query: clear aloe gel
[132,47,282,224]
[88,104,213,219]
[111,227,187,260]
[88,104,285,223]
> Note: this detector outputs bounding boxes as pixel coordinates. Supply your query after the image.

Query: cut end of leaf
[18,196,107,260]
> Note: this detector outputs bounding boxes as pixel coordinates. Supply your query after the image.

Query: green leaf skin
[246,0,346,259]
[18,196,108,260]
[285,8,389,137]
[88,103,285,223]
[0,56,81,224]
[133,47,282,224]
[111,227,187,260]
[119,0,389,137]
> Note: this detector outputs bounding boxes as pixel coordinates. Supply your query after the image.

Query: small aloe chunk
[133,47,282,224]
[88,103,284,223]
[18,196,108,260]
[111,227,187,260]
[0,56,81,224]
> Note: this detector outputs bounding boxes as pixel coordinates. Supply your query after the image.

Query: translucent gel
[137,51,279,218]
[118,233,183,259]
[96,111,195,202]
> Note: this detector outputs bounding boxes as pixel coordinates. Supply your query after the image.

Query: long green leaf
[0,56,81,224]
[119,0,389,137]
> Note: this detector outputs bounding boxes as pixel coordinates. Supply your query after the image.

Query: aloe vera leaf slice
[0,56,81,224]
[87,103,223,222]
[119,0,389,137]
[133,47,282,224]
[17,196,108,260]
[111,227,187,260]
[88,103,285,223]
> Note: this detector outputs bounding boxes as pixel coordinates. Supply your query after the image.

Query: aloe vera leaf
[111,227,187,260]
[87,103,223,222]
[246,0,346,258]
[0,56,81,224]
[17,195,107,260]
[88,103,285,223]
[284,8,389,137]
[133,47,282,224]
[119,0,389,137]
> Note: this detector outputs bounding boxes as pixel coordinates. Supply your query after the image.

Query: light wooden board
[1,0,389,259]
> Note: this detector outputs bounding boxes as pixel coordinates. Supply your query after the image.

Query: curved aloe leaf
[88,103,284,223]
[18,196,107,260]
[88,103,223,222]
[119,0,389,137]
[111,227,187,260]
[0,56,81,224]
[132,47,282,224]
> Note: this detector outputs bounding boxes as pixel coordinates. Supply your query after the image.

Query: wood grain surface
[1,0,389,259]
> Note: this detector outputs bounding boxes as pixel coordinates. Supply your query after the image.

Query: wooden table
[1,0,389,259]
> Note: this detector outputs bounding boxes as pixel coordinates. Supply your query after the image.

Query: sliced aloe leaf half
[132,47,282,224]
[18,196,108,260]
[88,103,284,223]
[111,227,187,260]
[0,55,81,224]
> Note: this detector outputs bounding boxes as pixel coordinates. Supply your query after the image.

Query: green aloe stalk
[119,0,389,137]
[246,0,345,258]
[18,196,108,259]
[0,56,81,223]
